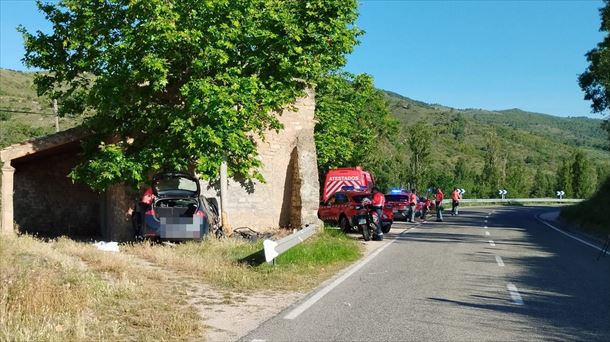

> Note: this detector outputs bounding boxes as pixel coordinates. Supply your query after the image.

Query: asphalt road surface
[244,206,610,341]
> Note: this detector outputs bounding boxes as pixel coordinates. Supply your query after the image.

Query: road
[243,207,610,341]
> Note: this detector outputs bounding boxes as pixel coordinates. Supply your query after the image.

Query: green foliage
[20,0,360,190]
[314,72,398,189]
[530,168,555,197]
[561,175,610,237]
[571,151,596,198]
[406,121,432,190]
[479,134,504,197]
[579,0,610,142]
[381,91,610,199]
[556,158,573,197]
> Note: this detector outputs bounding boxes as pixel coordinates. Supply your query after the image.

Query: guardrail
[263,223,318,264]
[442,198,583,204]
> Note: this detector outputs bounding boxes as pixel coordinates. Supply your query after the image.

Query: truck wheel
[339,216,351,233]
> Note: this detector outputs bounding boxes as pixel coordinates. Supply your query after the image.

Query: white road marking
[484,219,488,223]
[495,255,505,266]
[485,231,490,236]
[484,226,488,229]
[507,283,524,305]
[489,240,496,246]
[537,215,608,254]
[283,228,410,320]
[251,339,266,342]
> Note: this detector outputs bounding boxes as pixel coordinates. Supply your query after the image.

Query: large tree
[579,0,610,142]
[314,73,398,188]
[20,0,360,190]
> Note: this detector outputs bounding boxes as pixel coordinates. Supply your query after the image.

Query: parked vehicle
[132,172,220,241]
[321,167,375,202]
[385,189,431,221]
[354,198,381,241]
[318,190,393,234]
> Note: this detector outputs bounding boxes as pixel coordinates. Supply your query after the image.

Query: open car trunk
[153,198,199,220]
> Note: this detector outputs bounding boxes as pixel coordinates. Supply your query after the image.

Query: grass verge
[124,227,363,292]
[0,235,202,341]
[1,228,362,339]
[561,176,610,239]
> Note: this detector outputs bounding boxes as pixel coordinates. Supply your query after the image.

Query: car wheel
[339,216,351,233]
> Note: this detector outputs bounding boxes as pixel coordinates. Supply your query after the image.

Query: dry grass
[1,229,361,340]
[124,229,363,292]
[0,235,202,341]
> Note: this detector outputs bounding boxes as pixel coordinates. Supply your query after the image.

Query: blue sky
[1,0,606,118]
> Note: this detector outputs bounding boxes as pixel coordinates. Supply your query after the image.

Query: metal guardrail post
[264,223,318,264]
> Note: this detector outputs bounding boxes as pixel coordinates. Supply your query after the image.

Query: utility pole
[219,157,232,236]
[53,99,59,132]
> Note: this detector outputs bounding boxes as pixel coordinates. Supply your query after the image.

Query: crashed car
[133,172,220,241]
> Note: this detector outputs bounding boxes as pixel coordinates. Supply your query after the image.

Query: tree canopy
[20,0,360,190]
[314,72,397,188]
[579,0,610,141]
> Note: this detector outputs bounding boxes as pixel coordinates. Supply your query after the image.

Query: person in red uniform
[371,187,385,241]
[408,189,417,223]
[451,188,461,216]
[420,197,431,221]
[435,188,444,222]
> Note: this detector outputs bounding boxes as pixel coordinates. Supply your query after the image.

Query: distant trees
[556,158,574,197]
[479,134,503,197]
[406,122,432,190]
[571,151,596,198]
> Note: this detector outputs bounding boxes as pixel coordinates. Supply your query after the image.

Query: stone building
[0,89,321,240]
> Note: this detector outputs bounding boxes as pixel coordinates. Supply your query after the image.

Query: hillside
[383,90,610,167]
[2,68,609,198]
[0,69,81,147]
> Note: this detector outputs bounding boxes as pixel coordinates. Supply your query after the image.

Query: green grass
[561,176,610,238]
[276,228,361,266]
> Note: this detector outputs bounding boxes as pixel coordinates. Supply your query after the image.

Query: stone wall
[202,88,322,230]
[11,144,102,238]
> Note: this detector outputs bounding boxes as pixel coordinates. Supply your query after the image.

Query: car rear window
[385,195,409,202]
[155,177,198,193]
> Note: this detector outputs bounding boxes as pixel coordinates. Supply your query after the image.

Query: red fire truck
[321,167,375,202]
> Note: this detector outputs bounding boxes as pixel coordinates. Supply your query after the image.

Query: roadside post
[263,224,318,265]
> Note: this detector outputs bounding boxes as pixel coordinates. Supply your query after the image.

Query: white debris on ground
[94,241,120,252]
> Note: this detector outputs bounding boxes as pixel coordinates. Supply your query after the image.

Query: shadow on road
[397,207,610,341]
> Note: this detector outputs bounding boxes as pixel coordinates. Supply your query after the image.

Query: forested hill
[2,68,609,198]
[384,90,608,152]
[376,90,610,198]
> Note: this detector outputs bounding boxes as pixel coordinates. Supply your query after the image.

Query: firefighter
[435,188,444,222]
[371,187,385,241]
[451,188,461,216]
[408,189,417,223]
[420,197,431,221]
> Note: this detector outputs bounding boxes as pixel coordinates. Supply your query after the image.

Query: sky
[0,0,606,118]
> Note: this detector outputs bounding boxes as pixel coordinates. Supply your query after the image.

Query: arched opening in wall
[11,142,102,240]
[279,146,301,228]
